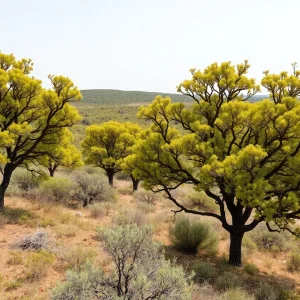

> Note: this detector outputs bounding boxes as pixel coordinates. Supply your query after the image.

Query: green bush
[113,208,148,226]
[192,262,215,282]
[215,272,242,290]
[26,250,55,281]
[169,216,218,253]
[243,263,259,276]
[39,177,72,202]
[250,225,287,252]
[11,168,45,196]
[71,171,117,206]
[88,202,114,218]
[255,282,280,300]
[52,225,193,299]
[6,251,23,265]
[221,288,254,300]
[59,245,97,270]
[287,252,300,272]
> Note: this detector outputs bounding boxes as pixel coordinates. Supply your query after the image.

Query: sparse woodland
[1,53,300,299]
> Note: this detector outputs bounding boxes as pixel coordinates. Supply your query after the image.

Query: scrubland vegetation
[1,52,300,299]
[0,168,300,299]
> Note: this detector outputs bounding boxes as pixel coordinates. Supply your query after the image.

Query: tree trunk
[0,165,14,211]
[49,168,55,177]
[130,174,139,191]
[228,232,244,266]
[106,169,114,186]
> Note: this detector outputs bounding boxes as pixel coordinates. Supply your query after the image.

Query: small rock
[75,212,83,217]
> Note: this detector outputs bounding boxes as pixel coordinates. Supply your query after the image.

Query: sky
[1,0,299,93]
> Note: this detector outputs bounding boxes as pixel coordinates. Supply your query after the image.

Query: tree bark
[49,168,55,177]
[228,232,244,266]
[106,169,114,186]
[0,165,14,211]
[130,174,139,191]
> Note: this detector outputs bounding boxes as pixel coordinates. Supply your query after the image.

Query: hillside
[79,89,192,106]
[78,89,268,106]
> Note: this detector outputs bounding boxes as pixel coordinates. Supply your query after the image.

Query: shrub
[59,245,97,270]
[88,202,114,218]
[250,225,287,252]
[54,224,77,238]
[255,282,280,300]
[215,272,242,290]
[137,202,156,213]
[6,251,23,265]
[192,262,215,282]
[221,288,254,300]
[113,208,147,226]
[26,250,55,280]
[169,216,218,253]
[71,172,117,206]
[115,172,131,181]
[12,230,51,251]
[133,190,159,204]
[2,207,38,225]
[52,225,193,299]
[287,252,300,272]
[39,177,72,203]
[11,168,43,193]
[243,263,259,276]
[118,186,133,195]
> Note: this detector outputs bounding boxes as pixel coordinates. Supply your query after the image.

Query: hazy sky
[1,0,299,92]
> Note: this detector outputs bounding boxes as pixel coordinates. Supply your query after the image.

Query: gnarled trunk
[130,174,139,191]
[228,232,244,266]
[0,165,14,211]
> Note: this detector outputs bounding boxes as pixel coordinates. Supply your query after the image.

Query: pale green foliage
[221,288,254,300]
[169,216,218,253]
[52,225,193,299]
[26,250,55,280]
[192,262,215,282]
[71,171,116,206]
[39,177,72,202]
[243,263,259,276]
[250,225,289,252]
[215,272,242,290]
[11,168,46,195]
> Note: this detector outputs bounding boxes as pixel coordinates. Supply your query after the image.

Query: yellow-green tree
[38,130,83,177]
[124,60,300,266]
[82,121,141,188]
[0,53,82,210]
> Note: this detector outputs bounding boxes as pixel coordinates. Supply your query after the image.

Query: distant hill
[79,89,191,106]
[79,89,268,106]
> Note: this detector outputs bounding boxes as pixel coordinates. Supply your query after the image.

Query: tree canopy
[124,60,300,266]
[0,52,82,210]
[82,121,141,186]
[38,129,83,177]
